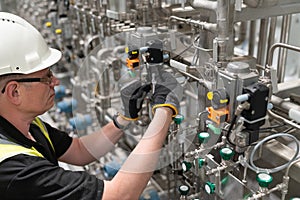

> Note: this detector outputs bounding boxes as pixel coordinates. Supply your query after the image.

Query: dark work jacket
[0,115,104,200]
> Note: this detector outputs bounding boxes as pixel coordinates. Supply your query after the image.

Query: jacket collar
[0,115,38,148]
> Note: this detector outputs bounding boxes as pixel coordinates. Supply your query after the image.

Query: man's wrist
[155,107,173,118]
[112,113,130,130]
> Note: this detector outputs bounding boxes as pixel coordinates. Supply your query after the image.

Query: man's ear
[5,82,21,104]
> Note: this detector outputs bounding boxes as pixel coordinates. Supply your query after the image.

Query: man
[0,12,181,199]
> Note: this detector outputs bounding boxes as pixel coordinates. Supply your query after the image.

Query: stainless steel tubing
[169,16,217,32]
[268,110,300,130]
[248,20,256,57]
[267,43,300,66]
[266,17,277,62]
[277,15,292,83]
[257,18,269,65]
[249,133,300,173]
[270,95,300,113]
[216,0,235,62]
[189,0,217,10]
[267,43,300,83]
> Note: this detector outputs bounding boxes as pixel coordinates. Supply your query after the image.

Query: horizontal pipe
[271,95,300,113]
[189,0,218,10]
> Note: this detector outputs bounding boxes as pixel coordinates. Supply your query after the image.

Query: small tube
[249,133,299,173]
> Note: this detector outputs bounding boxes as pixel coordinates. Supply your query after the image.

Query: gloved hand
[120,80,151,120]
[151,69,183,117]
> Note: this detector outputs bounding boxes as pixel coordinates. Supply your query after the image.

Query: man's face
[19,68,60,116]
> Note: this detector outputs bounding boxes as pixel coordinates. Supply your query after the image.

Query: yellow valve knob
[55,29,62,34]
[207,91,213,100]
[45,22,52,28]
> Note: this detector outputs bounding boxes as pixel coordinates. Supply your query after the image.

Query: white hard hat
[0,12,62,76]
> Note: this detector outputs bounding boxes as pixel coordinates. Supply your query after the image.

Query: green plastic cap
[174,114,184,125]
[198,132,210,144]
[178,185,190,195]
[219,147,234,160]
[182,161,193,172]
[205,182,215,194]
[197,158,205,168]
[256,173,273,187]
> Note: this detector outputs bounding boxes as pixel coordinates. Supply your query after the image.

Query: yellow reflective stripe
[0,144,44,162]
[32,117,55,152]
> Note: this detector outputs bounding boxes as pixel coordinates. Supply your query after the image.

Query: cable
[226,115,238,147]
[171,35,198,60]
[248,133,300,174]
[259,123,285,131]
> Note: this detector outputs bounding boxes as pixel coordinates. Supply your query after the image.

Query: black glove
[120,80,151,120]
[151,69,183,117]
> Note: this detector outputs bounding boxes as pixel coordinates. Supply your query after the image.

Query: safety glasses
[1,70,54,93]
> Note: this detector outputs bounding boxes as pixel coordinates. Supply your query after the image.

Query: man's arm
[59,119,124,165]
[102,107,173,200]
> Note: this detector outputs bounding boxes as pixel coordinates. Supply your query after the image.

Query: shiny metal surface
[1,0,300,199]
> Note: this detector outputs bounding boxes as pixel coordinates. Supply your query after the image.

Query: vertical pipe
[257,18,269,65]
[248,20,256,57]
[266,17,277,62]
[216,0,235,62]
[277,14,292,83]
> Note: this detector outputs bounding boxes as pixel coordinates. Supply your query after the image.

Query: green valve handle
[205,182,215,194]
[198,132,210,144]
[256,173,273,188]
[182,161,192,172]
[178,185,190,195]
[197,158,205,168]
[174,114,184,125]
[220,147,234,160]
